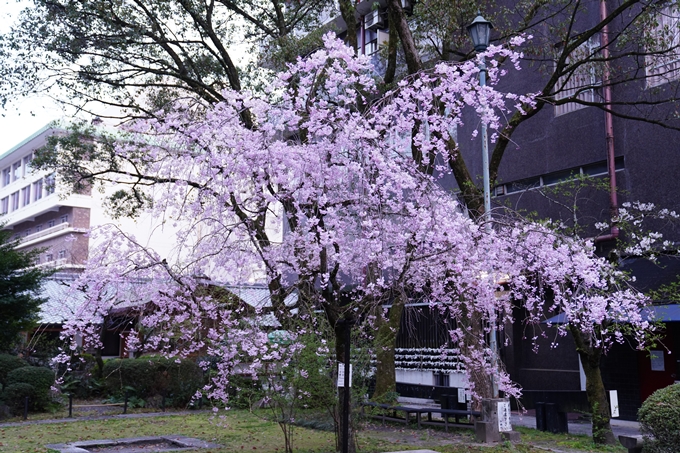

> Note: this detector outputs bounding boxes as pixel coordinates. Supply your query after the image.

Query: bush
[103,356,204,407]
[638,383,680,453]
[228,374,264,410]
[1,383,36,413]
[0,354,28,390]
[6,366,55,411]
[60,354,104,399]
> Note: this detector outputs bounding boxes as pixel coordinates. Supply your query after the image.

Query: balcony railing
[21,222,70,243]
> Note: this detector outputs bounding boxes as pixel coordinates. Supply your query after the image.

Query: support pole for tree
[341,318,353,453]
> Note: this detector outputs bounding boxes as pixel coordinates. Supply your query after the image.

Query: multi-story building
[0,125,91,271]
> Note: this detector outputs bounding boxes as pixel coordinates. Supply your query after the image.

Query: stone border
[46,435,222,452]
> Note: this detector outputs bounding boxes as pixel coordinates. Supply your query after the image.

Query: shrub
[0,354,28,390]
[638,383,680,453]
[103,356,203,407]
[228,374,264,410]
[1,383,36,413]
[6,366,55,411]
[60,354,104,399]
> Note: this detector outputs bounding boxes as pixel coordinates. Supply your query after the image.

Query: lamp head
[467,13,493,52]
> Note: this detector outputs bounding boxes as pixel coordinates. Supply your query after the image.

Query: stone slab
[164,435,223,448]
[46,435,222,452]
[501,430,521,442]
[383,450,441,453]
[475,420,501,443]
[71,439,117,447]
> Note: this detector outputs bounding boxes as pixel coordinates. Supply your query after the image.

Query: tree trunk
[337,0,358,52]
[372,294,406,403]
[334,320,356,453]
[383,7,399,85]
[571,326,616,445]
[386,0,422,74]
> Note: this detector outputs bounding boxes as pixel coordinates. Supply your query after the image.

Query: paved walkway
[510,412,641,438]
[398,398,641,439]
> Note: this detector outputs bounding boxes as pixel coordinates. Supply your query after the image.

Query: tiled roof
[36,276,298,326]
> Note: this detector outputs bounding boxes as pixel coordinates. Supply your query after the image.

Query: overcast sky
[0,1,67,154]
[0,1,254,155]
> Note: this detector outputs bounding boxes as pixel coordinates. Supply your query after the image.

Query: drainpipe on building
[361,15,366,55]
[596,0,620,244]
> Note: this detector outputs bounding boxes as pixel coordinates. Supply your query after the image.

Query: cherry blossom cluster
[52,34,653,405]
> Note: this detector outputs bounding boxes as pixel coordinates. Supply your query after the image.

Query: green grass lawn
[0,410,626,453]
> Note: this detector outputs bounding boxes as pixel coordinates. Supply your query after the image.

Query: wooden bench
[361,402,481,431]
[67,395,128,417]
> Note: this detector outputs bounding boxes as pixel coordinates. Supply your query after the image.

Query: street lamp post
[466,12,493,232]
[467,13,499,400]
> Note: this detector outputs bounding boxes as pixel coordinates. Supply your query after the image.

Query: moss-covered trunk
[372,294,406,403]
[571,326,616,445]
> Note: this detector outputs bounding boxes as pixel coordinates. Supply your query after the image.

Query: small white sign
[457,388,466,403]
[498,400,512,432]
[610,390,620,418]
[337,363,352,388]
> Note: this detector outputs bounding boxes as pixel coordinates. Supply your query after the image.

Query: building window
[46,253,53,262]
[35,224,42,232]
[554,39,600,116]
[47,219,55,228]
[60,214,68,224]
[21,186,30,207]
[45,173,56,194]
[33,179,43,201]
[24,228,31,237]
[646,5,680,88]
[12,161,21,181]
[10,191,19,211]
[58,250,66,260]
[434,372,450,387]
[22,155,32,176]
[0,197,8,215]
[2,168,10,187]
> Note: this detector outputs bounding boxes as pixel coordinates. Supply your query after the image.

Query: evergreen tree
[0,228,52,351]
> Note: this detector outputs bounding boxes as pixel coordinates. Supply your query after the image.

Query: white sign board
[498,400,512,432]
[457,388,466,403]
[609,390,620,418]
[337,363,352,388]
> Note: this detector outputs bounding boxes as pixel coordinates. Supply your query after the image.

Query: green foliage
[638,383,680,453]
[1,382,37,413]
[5,366,54,411]
[228,374,265,410]
[105,386,146,409]
[0,354,28,390]
[0,227,54,351]
[59,354,104,399]
[647,276,680,301]
[102,356,204,407]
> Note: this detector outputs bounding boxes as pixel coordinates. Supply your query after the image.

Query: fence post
[68,394,73,418]
[23,397,28,420]
[123,390,128,414]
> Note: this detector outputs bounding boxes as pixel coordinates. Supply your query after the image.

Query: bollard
[23,397,28,420]
[68,394,73,418]
[535,402,546,431]
[123,390,129,414]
